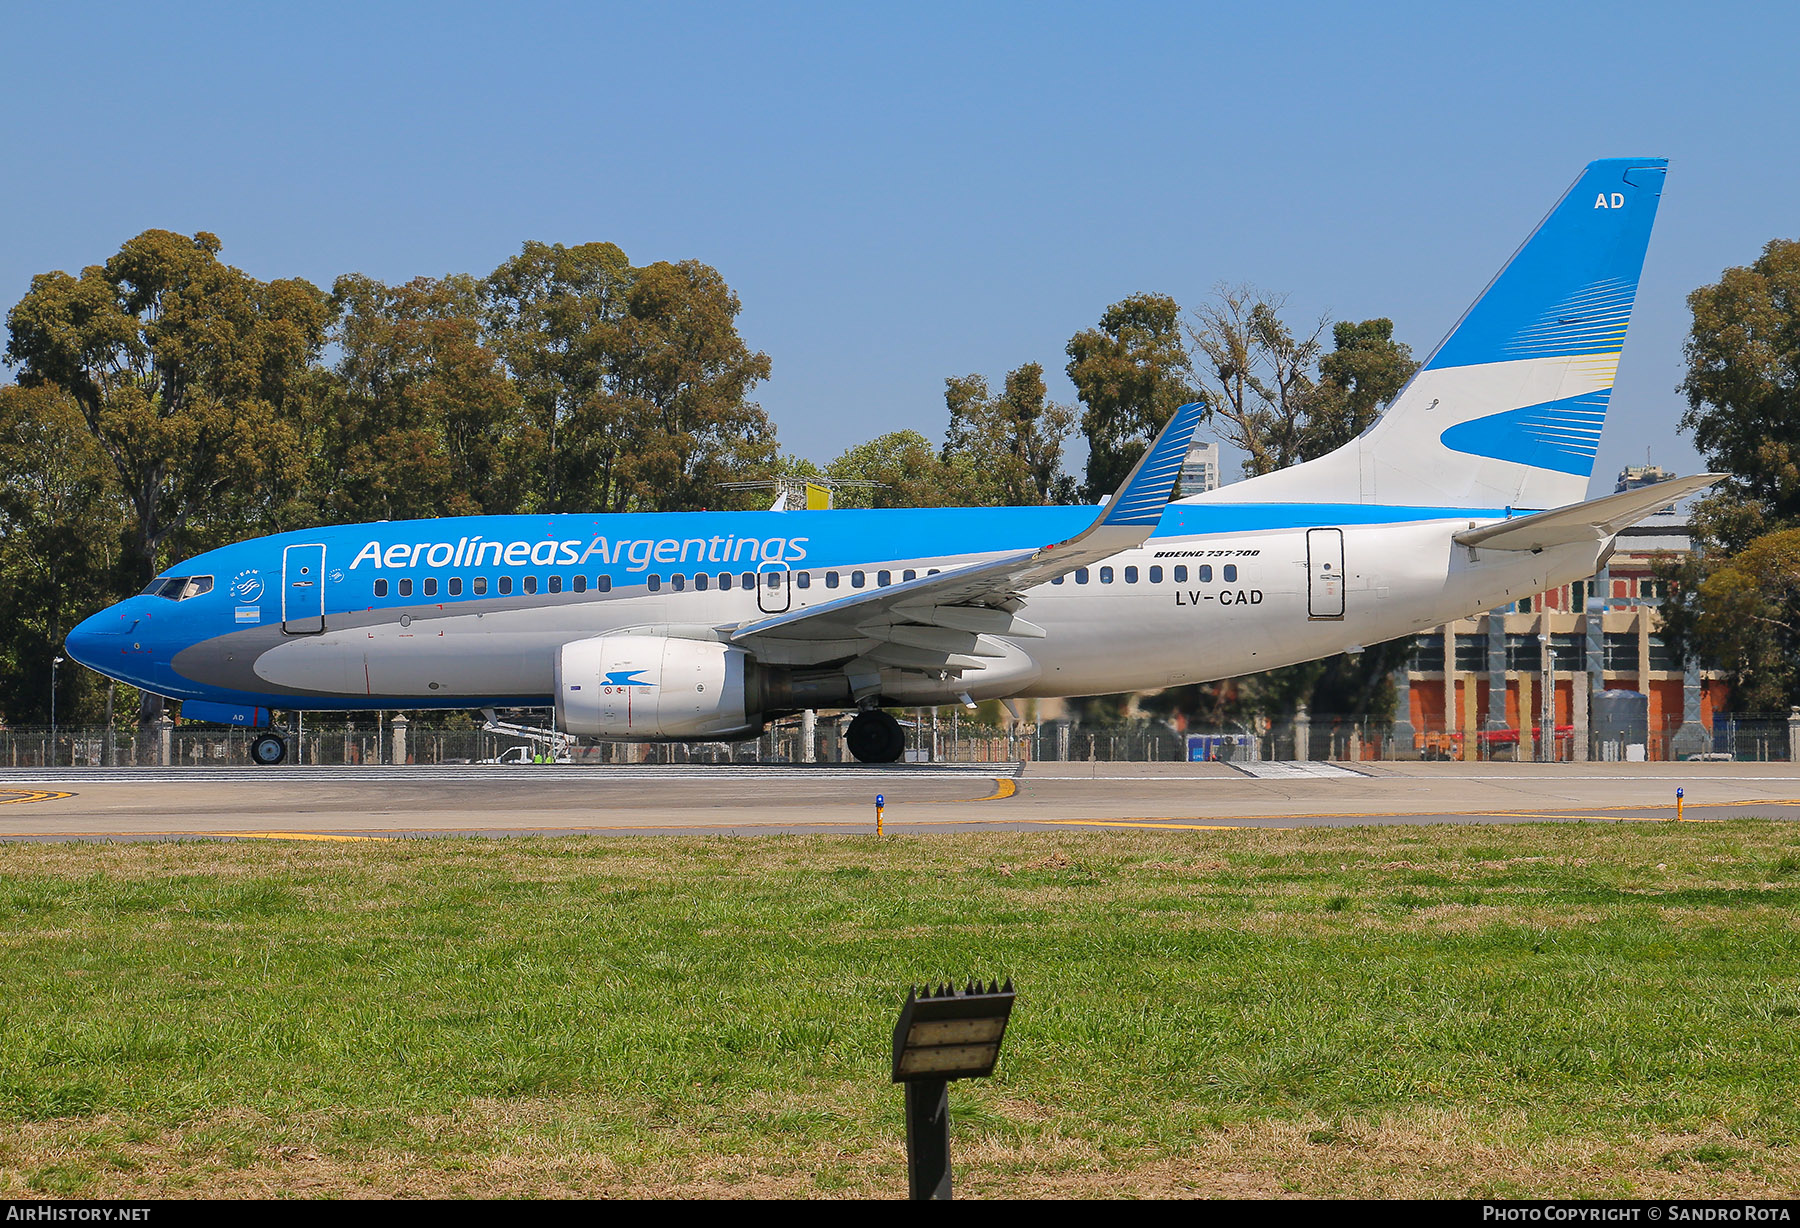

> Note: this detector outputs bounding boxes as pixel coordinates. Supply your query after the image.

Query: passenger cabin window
[1198,565,1213,582]
[1149,566,1163,583]
[549,575,562,594]
[741,572,754,590]
[696,573,709,591]
[596,575,611,592]
[648,575,661,592]
[1051,575,1064,585]
[765,572,780,590]
[424,578,438,597]
[1075,568,1090,584]
[1124,566,1138,583]
[473,577,487,595]
[399,579,413,597]
[795,572,810,589]
[903,569,916,582]
[671,574,685,592]
[523,576,537,594]
[1100,566,1114,584]
[1223,564,1238,582]
[877,570,891,586]
[572,575,585,593]
[449,578,463,596]
[826,571,839,589]
[1174,565,1187,583]
[374,579,389,597]
[852,570,866,589]
[719,573,733,590]
[498,576,513,595]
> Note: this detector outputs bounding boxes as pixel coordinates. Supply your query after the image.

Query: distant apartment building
[1616,462,1681,512]
[1179,439,1220,495]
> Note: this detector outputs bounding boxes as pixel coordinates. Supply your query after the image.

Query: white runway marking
[1227,761,1367,780]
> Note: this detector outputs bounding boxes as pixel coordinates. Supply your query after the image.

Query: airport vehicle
[481,746,572,766]
[65,158,1706,764]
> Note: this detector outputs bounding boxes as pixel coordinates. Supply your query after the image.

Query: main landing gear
[845,710,906,764]
[250,734,288,766]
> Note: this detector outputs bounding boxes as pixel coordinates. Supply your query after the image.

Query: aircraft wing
[727,402,1205,672]
[1452,474,1721,552]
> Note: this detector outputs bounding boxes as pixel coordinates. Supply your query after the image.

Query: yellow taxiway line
[0,789,74,805]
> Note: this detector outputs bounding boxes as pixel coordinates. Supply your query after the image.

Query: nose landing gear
[845,710,906,764]
[250,734,288,766]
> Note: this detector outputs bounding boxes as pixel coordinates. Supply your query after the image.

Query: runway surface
[1,760,1798,841]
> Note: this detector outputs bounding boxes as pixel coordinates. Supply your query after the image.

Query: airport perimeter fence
[0,720,1048,768]
[5,712,1794,768]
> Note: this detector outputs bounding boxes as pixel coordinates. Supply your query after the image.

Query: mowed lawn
[3,822,1800,1198]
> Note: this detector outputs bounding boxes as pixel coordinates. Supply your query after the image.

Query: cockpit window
[142,575,214,601]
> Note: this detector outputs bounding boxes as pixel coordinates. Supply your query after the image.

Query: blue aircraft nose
[64,603,137,673]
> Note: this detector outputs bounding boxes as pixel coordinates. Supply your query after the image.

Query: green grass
[3,822,1800,1197]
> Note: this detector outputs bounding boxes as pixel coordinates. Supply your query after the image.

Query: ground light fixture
[891,979,1015,1200]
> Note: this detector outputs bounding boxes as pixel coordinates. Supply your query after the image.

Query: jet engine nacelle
[555,635,756,740]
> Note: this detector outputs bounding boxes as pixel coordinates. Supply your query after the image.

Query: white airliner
[66,158,1710,764]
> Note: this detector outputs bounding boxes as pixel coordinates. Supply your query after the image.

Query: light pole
[891,980,1015,1200]
[50,655,64,768]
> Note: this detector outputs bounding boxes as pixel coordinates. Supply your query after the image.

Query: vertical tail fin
[1199,158,1668,510]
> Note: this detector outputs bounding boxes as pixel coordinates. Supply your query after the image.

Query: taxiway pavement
[0,760,1796,841]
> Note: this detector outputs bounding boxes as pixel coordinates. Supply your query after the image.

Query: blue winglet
[1102,401,1206,526]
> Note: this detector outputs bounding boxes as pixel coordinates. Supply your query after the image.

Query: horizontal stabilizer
[1452,475,1721,552]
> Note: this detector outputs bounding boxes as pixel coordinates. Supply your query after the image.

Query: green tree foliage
[1065,293,1198,499]
[483,245,775,513]
[3,230,332,584]
[318,273,527,521]
[941,362,1078,505]
[0,385,130,723]
[602,260,777,512]
[824,430,952,508]
[1679,239,1800,553]
[482,241,633,512]
[1661,239,1800,707]
[1310,317,1418,454]
[1691,529,1800,711]
[1189,285,1416,477]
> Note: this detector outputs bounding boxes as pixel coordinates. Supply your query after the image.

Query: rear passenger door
[1306,527,1345,620]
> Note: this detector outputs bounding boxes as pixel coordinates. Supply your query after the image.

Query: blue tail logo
[1428,158,1666,476]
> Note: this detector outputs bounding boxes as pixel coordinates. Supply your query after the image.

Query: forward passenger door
[282,544,326,634]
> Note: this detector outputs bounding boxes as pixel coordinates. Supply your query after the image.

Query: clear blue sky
[4,1,1796,495]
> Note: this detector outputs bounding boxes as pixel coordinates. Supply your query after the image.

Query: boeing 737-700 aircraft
[65,158,1711,764]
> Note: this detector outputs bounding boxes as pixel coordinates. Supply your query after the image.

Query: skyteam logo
[230,570,263,601]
